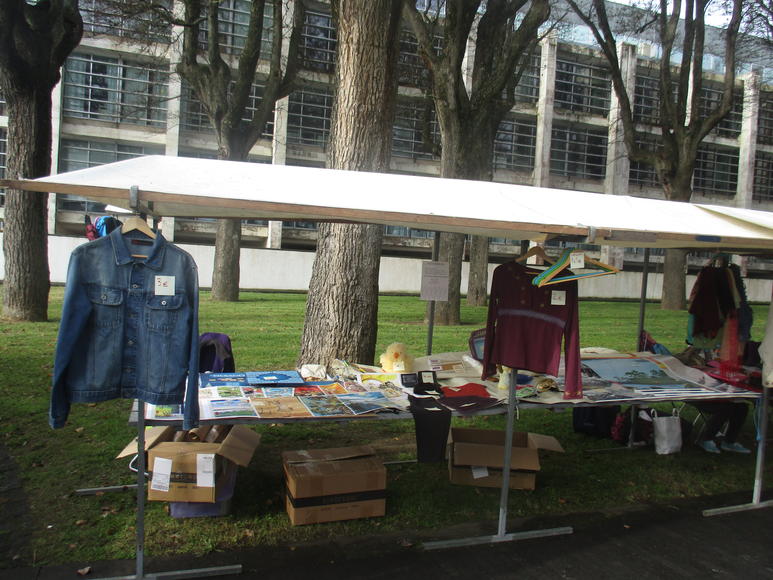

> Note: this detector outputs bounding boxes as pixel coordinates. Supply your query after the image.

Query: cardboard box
[282,445,386,525]
[137,425,260,502]
[448,427,564,490]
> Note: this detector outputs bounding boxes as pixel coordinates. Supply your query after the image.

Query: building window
[759,91,773,146]
[301,9,336,73]
[0,128,6,207]
[58,139,164,212]
[63,53,169,128]
[287,87,332,147]
[694,143,739,197]
[699,83,742,138]
[555,51,611,116]
[753,150,773,202]
[197,0,273,57]
[0,90,5,117]
[513,53,541,105]
[392,99,440,159]
[397,31,443,89]
[550,124,607,179]
[629,132,661,187]
[634,64,660,125]
[494,115,537,173]
[180,81,274,137]
[79,0,171,42]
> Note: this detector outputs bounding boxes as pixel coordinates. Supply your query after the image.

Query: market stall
[4,156,773,570]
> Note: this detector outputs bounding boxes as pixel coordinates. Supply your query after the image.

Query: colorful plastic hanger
[532,248,619,287]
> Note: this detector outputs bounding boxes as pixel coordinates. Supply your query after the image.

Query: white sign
[570,252,585,270]
[420,261,449,302]
[551,290,566,306]
[154,275,176,296]
[196,453,216,488]
[150,457,172,492]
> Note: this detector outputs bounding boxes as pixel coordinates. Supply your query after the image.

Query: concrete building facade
[0,0,772,281]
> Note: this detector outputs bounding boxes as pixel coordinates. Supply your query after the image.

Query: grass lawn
[0,288,769,568]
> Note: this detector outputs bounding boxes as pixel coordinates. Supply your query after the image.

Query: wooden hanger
[515,245,554,265]
[121,215,156,239]
[121,214,156,258]
[532,248,619,287]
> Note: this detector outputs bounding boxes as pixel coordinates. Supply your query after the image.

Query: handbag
[652,409,683,455]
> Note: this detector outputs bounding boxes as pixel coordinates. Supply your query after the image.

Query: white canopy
[5,155,773,250]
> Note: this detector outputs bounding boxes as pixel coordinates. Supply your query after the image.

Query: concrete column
[534,33,558,187]
[735,71,760,209]
[267,95,290,249]
[48,76,65,235]
[604,43,636,196]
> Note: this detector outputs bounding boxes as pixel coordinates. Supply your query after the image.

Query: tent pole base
[703,500,773,517]
[93,564,242,580]
[422,526,573,550]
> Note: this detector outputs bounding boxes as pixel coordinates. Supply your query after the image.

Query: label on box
[154,275,175,296]
[197,453,216,487]
[551,290,566,306]
[471,465,489,479]
[150,457,172,492]
[392,360,406,372]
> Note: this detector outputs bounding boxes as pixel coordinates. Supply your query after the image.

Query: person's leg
[692,401,730,441]
[722,402,748,443]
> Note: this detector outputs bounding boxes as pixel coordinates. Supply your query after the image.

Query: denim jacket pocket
[145,293,185,334]
[86,285,124,332]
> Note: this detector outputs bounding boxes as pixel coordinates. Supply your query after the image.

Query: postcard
[145,404,182,420]
[319,382,348,395]
[245,370,305,385]
[293,385,325,397]
[298,396,354,417]
[262,387,296,398]
[250,397,312,419]
[199,372,250,387]
[241,386,264,398]
[336,392,394,414]
[207,398,258,419]
[342,380,367,393]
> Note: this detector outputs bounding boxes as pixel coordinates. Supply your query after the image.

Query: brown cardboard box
[448,427,564,490]
[141,425,260,502]
[282,445,386,525]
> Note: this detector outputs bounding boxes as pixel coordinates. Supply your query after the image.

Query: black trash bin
[409,396,452,463]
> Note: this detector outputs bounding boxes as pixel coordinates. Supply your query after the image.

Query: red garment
[440,383,490,398]
[482,261,582,399]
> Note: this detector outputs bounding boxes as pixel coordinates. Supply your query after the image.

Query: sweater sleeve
[481,265,504,380]
[562,281,583,399]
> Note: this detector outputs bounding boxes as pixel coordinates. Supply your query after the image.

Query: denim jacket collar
[109,226,167,270]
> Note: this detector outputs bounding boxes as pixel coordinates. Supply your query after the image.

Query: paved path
[5,490,773,580]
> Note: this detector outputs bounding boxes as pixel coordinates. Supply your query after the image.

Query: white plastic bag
[652,410,682,455]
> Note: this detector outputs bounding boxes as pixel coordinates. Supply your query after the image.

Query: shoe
[698,440,721,454]
[720,441,751,454]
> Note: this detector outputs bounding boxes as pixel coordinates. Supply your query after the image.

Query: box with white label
[447,427,563,491]
[145,425,260,502]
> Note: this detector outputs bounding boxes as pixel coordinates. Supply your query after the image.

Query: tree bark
[210,218,241,301]
[467,234,489,306]
[3,91,52,321]
[0,1,82,321]
[298,0,401,367]
[661,248,688,310]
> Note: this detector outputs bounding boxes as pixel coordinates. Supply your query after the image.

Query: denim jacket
[50,227,199,430]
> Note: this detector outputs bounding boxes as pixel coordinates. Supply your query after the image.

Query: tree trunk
[210,218,241,301]
[298,0,401,368]
[426,232,464,325]
[467,234,489,306]
[661,248,688,310]
[2,90,51,321]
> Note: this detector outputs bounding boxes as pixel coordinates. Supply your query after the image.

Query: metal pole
[136,400,146,579]
[426,231,441,356]
[753,390,769,504]
[496,369,518,537]
[636,248,650,351]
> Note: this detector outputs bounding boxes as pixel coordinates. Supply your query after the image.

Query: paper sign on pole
[420,261,449,302]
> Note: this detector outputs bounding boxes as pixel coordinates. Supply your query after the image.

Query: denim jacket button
[161,300,167,306]
[101,294,107,300]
